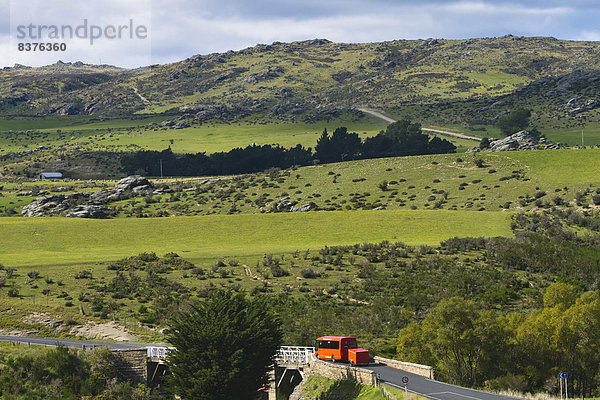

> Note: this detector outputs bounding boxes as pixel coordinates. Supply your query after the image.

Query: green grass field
[0,210,512,267]
[92,115,387,154]
[106,148,600,217]
[507,148,600,185]
[0,114,387,155]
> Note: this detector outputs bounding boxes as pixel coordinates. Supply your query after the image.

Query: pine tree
[166,289,282,400]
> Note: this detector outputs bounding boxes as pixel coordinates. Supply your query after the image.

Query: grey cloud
[3,0,600,68]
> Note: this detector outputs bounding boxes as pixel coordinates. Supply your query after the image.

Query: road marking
[426,391,484,400]
[384,381,443,400]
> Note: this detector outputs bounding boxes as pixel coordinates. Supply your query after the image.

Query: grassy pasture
[92,115,387,154]
[106,149,600,218]
[0,114,387,154]
[3,148,600,218]
[507,148,600,185]
[0,210,512,268]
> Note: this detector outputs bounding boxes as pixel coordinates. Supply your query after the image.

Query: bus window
[317,340,340,349]
[342,341,348,348]
[348,340,357,348]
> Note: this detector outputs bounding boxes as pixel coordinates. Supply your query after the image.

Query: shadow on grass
[317,379,363,400]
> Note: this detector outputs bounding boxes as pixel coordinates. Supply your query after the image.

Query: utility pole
[582,129,584,147]
[159,159,163,179]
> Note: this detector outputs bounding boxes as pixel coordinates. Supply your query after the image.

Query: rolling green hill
[3,148,599,217]
[2,36,600,123]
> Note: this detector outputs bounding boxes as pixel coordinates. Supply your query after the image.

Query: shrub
[496,107,531,136]
[300,268,321,279]
[270,264,289,277]
[7,287,19,297]
[27,271,40,280]
[75,270,93,279]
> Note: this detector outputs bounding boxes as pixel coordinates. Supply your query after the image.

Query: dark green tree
[363,119,455,157]
[329,127,362,161]
[479,137,491,150]
[496,108,531,136]
[315,127,361,162]
[166,289,283,400]
[315,128,334,162]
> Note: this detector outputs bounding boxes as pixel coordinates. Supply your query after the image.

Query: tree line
[397,283,600,397]
[121,120,456,176]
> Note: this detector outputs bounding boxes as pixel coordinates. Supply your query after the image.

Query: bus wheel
[331,355,335,363]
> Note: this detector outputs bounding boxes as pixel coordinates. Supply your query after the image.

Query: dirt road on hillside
[358,107,481,141]
[133,87,150,104]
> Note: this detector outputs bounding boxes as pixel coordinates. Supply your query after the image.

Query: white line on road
[384,381,443,400]
[427,391,484,400]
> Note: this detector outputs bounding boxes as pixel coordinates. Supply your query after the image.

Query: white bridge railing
[147,346,174,363]
[275,346,315,365]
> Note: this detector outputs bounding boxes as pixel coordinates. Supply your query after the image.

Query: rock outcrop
[487,131,539,152]
[66,205,109,219]
[290,202,319,212]
[468,131,544,153]
[22,175,167,218]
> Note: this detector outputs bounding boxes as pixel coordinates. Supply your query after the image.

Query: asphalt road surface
[0,335,154,350]
[365,363,523,400]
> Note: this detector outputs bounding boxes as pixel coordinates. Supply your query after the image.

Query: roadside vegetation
[0,344,159,399]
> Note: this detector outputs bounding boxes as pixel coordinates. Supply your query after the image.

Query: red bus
[315,336,369,366]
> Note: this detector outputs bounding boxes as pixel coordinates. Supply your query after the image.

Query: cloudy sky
[2,0,600,68]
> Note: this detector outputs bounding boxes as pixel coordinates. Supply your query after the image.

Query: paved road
[365,364,522,400]
[358,107,481,141]
[0,335,155,350]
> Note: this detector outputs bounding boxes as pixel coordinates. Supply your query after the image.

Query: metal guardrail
[275,346,315,365]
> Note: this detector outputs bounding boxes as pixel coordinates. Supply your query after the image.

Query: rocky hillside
[2,36,600,119]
